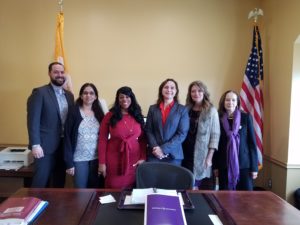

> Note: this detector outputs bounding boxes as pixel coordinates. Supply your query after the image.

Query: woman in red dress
[98,86,146,188]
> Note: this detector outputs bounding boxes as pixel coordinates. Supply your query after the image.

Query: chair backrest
[136,162,194,190]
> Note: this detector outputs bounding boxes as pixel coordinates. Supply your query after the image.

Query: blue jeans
[74,159,100,188]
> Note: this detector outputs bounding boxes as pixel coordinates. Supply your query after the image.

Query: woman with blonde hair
[182,81,220,189]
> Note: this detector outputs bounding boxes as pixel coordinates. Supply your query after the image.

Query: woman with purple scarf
[213,90,258,190]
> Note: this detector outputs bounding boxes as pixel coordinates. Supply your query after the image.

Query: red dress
[98,112,146,188]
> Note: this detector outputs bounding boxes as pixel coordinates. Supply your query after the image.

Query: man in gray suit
[27,62,74,188]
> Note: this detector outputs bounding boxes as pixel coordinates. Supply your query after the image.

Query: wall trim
[264,155,300,169]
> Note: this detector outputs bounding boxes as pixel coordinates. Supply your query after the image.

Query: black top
[182,109,201,172]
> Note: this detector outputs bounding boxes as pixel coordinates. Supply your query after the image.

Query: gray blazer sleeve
[208,107,221,150]
[145,105,159,148]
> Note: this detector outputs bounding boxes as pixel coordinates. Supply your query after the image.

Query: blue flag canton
[257,28,264,80]
[245,27,263,88]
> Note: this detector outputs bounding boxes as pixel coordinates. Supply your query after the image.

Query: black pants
[219,168,253,190]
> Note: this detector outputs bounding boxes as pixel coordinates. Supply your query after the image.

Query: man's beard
[51,77,65,86]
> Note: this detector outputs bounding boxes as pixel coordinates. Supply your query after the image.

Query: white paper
[177,192,184,206]
[131,188,178,204]
[99,195,116,204]
[154,189,177,196]
[123,195,132,205]
[209,214,223,225]
[131,188,154,204]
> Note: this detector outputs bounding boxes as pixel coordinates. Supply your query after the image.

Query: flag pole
[58,0,63,13]
[248,8,264,83]
[248,8,264,85]
[240,8,264,170]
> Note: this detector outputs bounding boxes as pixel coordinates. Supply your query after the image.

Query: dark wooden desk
[8,188,300,225]
[213,191,300,225]
[12,188,98,225]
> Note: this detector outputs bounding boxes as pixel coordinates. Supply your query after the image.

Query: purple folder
[144,194,187,225]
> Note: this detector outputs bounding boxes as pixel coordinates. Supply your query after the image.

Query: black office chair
[136,162,194,190]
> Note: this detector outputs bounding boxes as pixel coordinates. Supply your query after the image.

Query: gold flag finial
[248,8,263,23]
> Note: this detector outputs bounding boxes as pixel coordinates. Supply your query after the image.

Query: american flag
[240,26,264,168]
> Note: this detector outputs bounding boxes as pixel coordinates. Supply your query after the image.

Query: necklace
[189,110,200,134]
[123,117,134,133]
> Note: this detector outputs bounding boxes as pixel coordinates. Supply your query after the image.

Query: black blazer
[213,112,258,172]
[27,84,74,154]
[63,105,84,169]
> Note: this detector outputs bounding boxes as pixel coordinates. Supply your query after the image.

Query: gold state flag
[54,12,73,92]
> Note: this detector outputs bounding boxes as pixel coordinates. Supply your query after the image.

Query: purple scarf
[221,109,241,190]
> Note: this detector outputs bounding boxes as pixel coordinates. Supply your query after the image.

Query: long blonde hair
[186,81,212,112]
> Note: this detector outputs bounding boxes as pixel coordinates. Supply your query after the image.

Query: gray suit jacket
[192,106,220,180]
[145,102,189,159]
[27,83,74,154]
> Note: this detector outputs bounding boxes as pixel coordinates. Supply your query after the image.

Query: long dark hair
[109,86,144,127]
[156,78,179,105]
[218,90,241,117]
[186,80,213,112]
[76,83,105,123]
